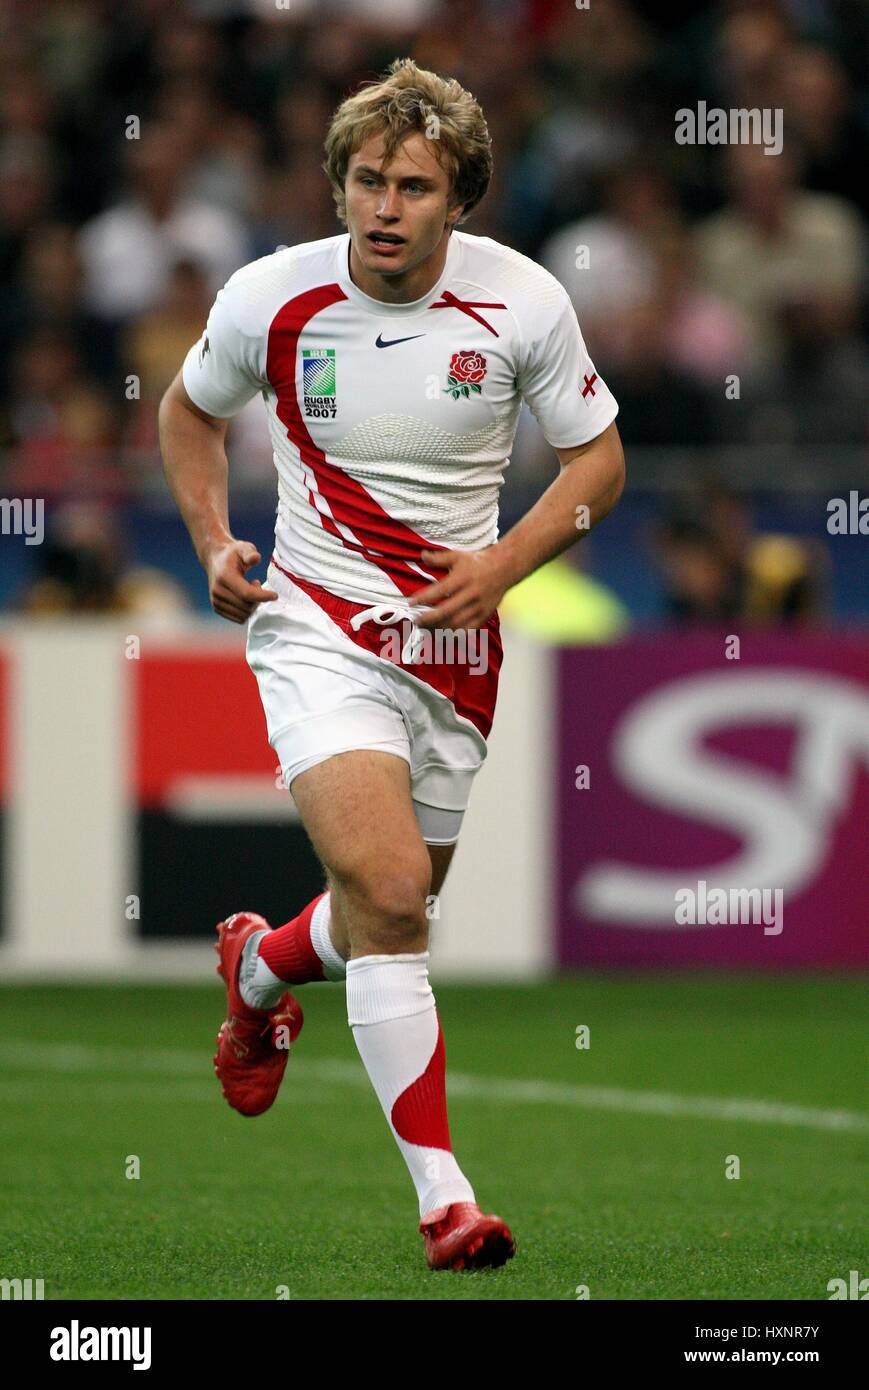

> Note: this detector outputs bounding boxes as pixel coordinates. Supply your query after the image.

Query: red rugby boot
[419,1201,516,1271]
[213,911,303,1117]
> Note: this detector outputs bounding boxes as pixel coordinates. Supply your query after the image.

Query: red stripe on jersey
[428,289,508,337]
[390,1014,452,1151]
[266,284,449,598]
[271,557,503,741]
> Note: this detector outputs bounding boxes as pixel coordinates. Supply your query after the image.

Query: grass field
[0,975,865,1301]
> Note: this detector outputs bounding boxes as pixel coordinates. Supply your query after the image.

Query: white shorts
[245,559,503,845]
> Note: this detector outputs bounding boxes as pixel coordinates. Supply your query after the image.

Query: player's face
[344,131,463,292]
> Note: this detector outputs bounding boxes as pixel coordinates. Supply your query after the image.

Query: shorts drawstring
[349,603,428,665]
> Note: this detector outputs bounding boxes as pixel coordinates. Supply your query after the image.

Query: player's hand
[205,540,278,624]
[409,546,510,630]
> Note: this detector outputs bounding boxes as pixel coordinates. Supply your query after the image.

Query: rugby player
[159,58,624,1271]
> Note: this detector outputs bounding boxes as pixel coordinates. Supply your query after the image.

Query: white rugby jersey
[181,229,618,606]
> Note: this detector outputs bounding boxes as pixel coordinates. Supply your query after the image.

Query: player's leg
[287,749,485,1222]
[240,838,455,1001]
[326,839,456,960]
[246,773,458,981]
[291,747,431,952]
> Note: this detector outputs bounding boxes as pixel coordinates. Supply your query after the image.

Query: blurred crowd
[0,0,866,618]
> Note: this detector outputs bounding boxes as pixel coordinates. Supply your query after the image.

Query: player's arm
[158,277,278,624]
[158,373,277,623]
[411,422,624,630]
[495,421,625,584]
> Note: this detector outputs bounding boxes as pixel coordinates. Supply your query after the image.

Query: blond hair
[323,58,493,226]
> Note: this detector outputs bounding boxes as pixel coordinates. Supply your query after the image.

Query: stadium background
[0,0,866,1302]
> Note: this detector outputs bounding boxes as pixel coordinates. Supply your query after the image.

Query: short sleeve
[518,289,618,448]
[181,278,265,419]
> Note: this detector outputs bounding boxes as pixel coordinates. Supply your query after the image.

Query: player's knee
[368,863,431,929]
[345,859,431,946]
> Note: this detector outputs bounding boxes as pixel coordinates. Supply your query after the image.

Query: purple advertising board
[556,632,869,968]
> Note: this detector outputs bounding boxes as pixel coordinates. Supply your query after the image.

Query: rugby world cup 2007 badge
[302,348,337,418]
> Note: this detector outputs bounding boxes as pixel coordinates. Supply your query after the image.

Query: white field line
[0,1041,866,1134]
[0,1079,348,1106]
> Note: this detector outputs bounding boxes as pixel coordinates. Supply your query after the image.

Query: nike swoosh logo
[375,333,426,349]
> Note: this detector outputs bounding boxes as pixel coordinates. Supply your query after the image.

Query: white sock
[309,893,347,980]
[238,894,348,1010]
[347,952,475,1218]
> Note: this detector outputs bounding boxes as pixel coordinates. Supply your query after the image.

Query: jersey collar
[335,230,461,316]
